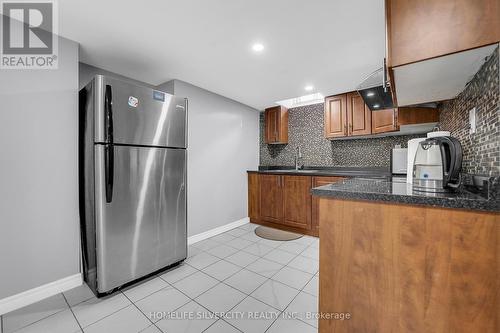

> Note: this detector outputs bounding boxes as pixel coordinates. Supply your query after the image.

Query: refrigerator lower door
[94,144,187,293]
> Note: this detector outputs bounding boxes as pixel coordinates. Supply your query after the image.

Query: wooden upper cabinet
[264,106,288,144]
[325,92,373,138]
[398,107,439,125]
[324,94,348,138]
[282,176,312,230]
[265,107,278,142]
[386,0,500,68]
[259,174,283,224]
[372,108,399,134]
[325,94,438,137]
[346,92,372,136]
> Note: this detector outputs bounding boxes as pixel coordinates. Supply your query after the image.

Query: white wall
[79,62,155,89]
[157,80,260,236]
[81,67,260,236]
[0,35,80,302]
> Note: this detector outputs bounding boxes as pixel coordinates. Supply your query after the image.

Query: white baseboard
[0,273,82,315]
[0,219,249,315]
[188,217,249,245]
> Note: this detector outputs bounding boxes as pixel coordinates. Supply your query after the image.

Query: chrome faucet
[294,146,304,170]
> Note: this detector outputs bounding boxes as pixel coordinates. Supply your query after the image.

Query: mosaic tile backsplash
[259,103,424,168]
[438,46,499,176]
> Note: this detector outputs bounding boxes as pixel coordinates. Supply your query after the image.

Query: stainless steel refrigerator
[79,75,187,296]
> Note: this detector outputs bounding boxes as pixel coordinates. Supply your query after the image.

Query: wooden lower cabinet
[318,198,500,333]
[258,174,282,224]
[311,176,345,234]
[248,173,345,236]
[282,176,312,230]
[247,173,260,221]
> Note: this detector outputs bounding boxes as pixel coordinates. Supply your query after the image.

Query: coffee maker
[413,136,463,193]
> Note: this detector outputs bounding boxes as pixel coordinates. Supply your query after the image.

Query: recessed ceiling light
[366,91,375,97]
[252,43,264,52]
[373,104,380,108]
[304,85,314,92]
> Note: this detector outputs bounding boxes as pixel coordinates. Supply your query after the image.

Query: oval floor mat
[254,226,303,241]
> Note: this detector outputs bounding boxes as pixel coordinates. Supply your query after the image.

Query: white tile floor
[1,223,319,333]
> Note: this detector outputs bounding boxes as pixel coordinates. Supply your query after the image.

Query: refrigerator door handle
[105,84,114,143]
[104,144,114,203]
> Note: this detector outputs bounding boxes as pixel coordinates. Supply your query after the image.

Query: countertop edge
[247,170,391,178]
[311,188,500,213]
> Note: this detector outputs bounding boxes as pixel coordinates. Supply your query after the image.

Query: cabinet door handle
[349,124,353,133]
[383,58,387,92]
[344,124,348,135]
[274,115,279,142]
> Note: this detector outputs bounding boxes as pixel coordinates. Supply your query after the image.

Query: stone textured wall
[259,103,423,167]
[438,46,499,176]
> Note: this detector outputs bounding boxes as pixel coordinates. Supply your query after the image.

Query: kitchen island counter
[312,178,499,212]
[315,179,499,333]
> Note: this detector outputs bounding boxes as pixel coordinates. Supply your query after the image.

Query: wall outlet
[469,107,476,134]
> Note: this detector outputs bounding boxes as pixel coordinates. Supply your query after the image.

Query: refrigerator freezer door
[94,144,187,293]
[94,75,187,148]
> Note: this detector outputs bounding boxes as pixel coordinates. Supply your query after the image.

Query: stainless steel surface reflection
[94,76,187,148]
[95,145,186,292]
[80,75,187,296]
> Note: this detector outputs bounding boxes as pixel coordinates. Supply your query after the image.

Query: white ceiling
[59,0,385,110]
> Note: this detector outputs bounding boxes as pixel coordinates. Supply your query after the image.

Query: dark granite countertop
[248,166,391,178]
[311,178,500,212]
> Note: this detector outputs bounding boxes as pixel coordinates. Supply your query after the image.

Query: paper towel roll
[407,138,426,184]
